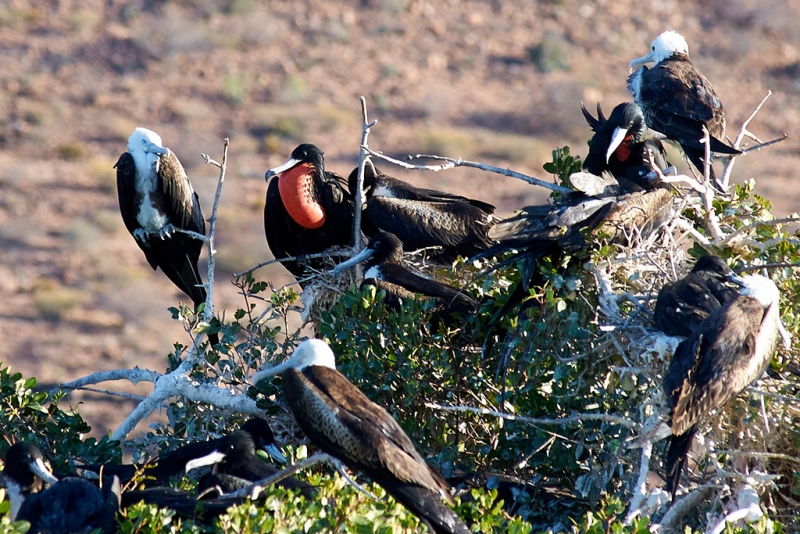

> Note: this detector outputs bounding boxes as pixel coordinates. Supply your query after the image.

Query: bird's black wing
[115,152,142,237]
[377,263,477,310]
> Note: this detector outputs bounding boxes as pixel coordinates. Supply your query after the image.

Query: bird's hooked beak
[145,142,170,156]
[251,357,296,385]
[265,158,303,181]
[779,322,792,351]
[727,272,747,287]
[331,247,374,276]
[28,457,59,486]
[628,51,654,73]
[262,443,288,465]
[184,450,226,473]
[606,127,629,163]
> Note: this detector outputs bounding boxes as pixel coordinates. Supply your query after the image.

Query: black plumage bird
[654,255,743,337]
[252,339,471,534]
[185,429,316,498]
[2,442,120,534]
[581,102,670,189]
[627,31,740,193]
[660,275,787,498]
[116,127,217,345]
[332,231,478,320]
[264,144,354,286]
[81,418,286,487]
[349,164,496,261]
[478,187,673,291]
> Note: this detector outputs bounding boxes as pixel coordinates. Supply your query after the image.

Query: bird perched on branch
[264,144,354,286]
[333,231,478,323]
[627,31,740,193]
[660,274,789,498]
[253,339,471,534]
[2,442,120,534]
[581,101,670,189]
[186,428,316,498]
[81,418,286,487]
[654,255,744,337]
[348,164,496,262]
[116,127,217,345]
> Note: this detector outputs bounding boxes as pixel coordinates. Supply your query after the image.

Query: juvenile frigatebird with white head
[627,31,740,193]
[252,339,471,534]
[264,144,354,286]
[654,274,790,498]
[2,442,120,533]
[116,128,217,344]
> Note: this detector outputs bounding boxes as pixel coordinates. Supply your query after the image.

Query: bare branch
[233,249,354,278]
[352,96,376,251]
[720,216,800,247]
[364,148,573,194]
[223,453,333,499]
[658,486,714,531]
[721,91,773,188]
[738,133,789,155]
[202,137,230,328]
[425,402,638,430]
[52,368,161,395]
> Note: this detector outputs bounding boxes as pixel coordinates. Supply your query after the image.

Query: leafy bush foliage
[2,148,800,533]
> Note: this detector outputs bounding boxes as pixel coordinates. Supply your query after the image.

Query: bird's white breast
[364,265,382,280]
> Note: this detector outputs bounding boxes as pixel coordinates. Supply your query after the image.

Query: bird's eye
[651,46,655,51]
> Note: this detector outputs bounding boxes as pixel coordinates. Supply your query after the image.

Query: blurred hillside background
[0,0,798,435]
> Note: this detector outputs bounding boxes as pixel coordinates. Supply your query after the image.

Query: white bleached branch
[364,148,573,194]
[425,402,638,430]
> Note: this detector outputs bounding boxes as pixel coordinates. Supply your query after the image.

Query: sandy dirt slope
[0,0,797,437]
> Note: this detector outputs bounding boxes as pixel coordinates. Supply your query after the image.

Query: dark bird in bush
[252,339,471,534]
[264,143,355,286]
[2,442,120,534]
[332,231,478,320]
[349,164,496,261]
[654,255,744,337]
[186,428,316,498]
[116,127,217,345]
[82,418,286,487]
[659,275,789,498]
[627,31,740,193]
[581,101,670,189]
[478,186,673,292]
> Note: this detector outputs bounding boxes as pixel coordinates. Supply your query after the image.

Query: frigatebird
[252,339,471,534]
[654,255,743,337]
[2,442,120,533]
[264,144,354,286]
[186,429,316,498]
[349,165,496,261]
[116,128,217,344]
[627,31,740,193]
[581,102,670,189]
[332,231,478,321]
[661,274,788,498]
[81,418,286,487]
[478,186,673,291]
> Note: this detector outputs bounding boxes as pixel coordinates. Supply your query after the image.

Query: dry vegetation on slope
[0,0,798,436]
